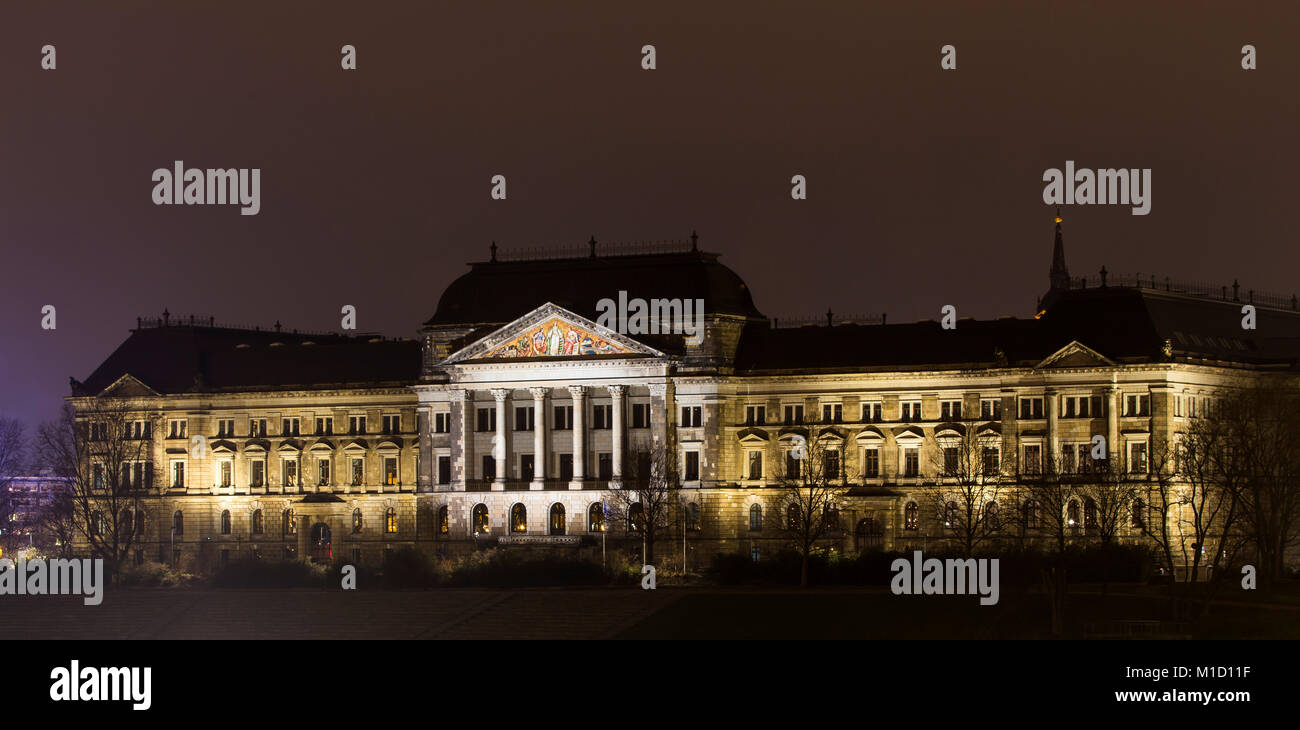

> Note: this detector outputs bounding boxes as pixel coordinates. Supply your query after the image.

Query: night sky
[1,1,1296,430]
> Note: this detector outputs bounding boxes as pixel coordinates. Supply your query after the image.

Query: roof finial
[1049,207,1070,291]
[489,241,497,263]
[274,320,282,333]
[589,235,597,258]
[826,308,833,327]
[1099,265,1108,287]
[690,229,698,251]
[162,308,170,325]
[1232,279,1240,301]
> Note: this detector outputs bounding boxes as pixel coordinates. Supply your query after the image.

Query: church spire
[1049,206,1070,291]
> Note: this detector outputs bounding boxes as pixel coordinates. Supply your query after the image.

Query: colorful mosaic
[484,317,631,358]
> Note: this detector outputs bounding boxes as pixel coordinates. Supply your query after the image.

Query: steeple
[1049,206,1070,291]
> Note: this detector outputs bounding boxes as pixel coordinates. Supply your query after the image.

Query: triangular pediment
[98,373,160,398]
[1036,340,1114,369]
[444,303,664,364]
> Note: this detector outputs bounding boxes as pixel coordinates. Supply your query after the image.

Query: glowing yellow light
[1055,216,1062,224]
[1034,310,1046,319]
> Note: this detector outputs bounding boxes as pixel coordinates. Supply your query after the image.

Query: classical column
[1107,384,1121,468]
[608,385,626,488]
[530,387,548,490]
[450,389,473,490]
[492,388,510,490]
[568,385,587,489]
[1046,387,1059,469]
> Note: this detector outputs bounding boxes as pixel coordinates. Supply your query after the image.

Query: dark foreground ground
[2,586,1296,639]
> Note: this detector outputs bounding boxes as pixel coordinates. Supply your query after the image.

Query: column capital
[528,386,549,400]
[606,384,626,398]
[647,383,668,397]
[491,388,511,402]
[448,389,472,403]
[567,385,587,399]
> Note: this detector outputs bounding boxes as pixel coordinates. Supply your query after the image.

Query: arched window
[220,510,232,535]
[748,504,763,532]
[986,500,1000,530]
[1084,498,1097,529]
[252,509,265,535]
[385,507,398,534]
[589,503,605,532]
[904,501,919,531]
[786,504,801,530]
[549,503,566,535]
[283,508,296,536]
[628,503,644,533]
[1132,498,1146,529]
[1023,499,1039,529]
[472,503,489,534]
[944,501,958,528]
[685,502,701,531]
[173,510,184,535]
[437,505,449,535]
[352,508,363,534]
[510,503,527,533]
[1066,499,1080,527]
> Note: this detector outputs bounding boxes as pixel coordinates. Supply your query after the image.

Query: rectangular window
[437,456,451,484]
[1125,394,1150,417]
[904,448,919,477]
[316,417,333,435]
[862,448,879,478]
[821,403,843,423]
[980,399,1002,420]
[684,451,701,481]
[281,460,296,488]
[785,450,801,479]
[514,406,535,431]
[553,405,573,430]
[1060,444,1076,474]
[384,457,398,485]
[1023,444,1041,475]
[520,454,535,482]
[434,412,450,433]
[317,458,331,486]
[281,418,300,436]
[783,404,804,425]
[168,419,187,439]
[1020,397,1044,419]
[598,453,612,480]
[592,404,612,430]
[128,420,151,440]
[92,463,104,490]
[901,401,922,422]
[250,418,267,437]
[215,419,234,437]
[171,460,185,488]
[943,447,959,476]
[382,415,401,434]
[982,446,1000,474]
[476,408,495,432]
[1129,442,1148,473]
[631,403,650,429]
[940,400,961,420]
[251,460,265,488]
[747,450,763,480]
[745,405,766,426]
[681,406,702,428]
[825,451,841,480]
[559,454,573,481]
[861,402,882,423]
[482,455,496,481]
[351,458,364,486]
[349,415,367,435]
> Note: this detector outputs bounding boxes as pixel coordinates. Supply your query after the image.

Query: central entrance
[310,522,332,563]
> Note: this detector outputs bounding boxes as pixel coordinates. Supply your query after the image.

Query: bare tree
[1010,450,1077,636]
[1080,453,1143,548]
[920,420,1008,557]
[605,447,680,567]
[37,401,156,579]
[774,427,848,587]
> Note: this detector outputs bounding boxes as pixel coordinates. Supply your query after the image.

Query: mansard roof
[75,324,419,396]
[735,286,1300,373]
[423,249,764,328]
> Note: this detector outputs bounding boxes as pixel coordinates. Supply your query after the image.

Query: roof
[76,325,420,396]
[423,250,764,328]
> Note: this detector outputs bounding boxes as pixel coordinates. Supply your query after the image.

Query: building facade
[69,221,1300,572]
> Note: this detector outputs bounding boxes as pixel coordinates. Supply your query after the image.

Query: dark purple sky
[2,1,1297,430]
